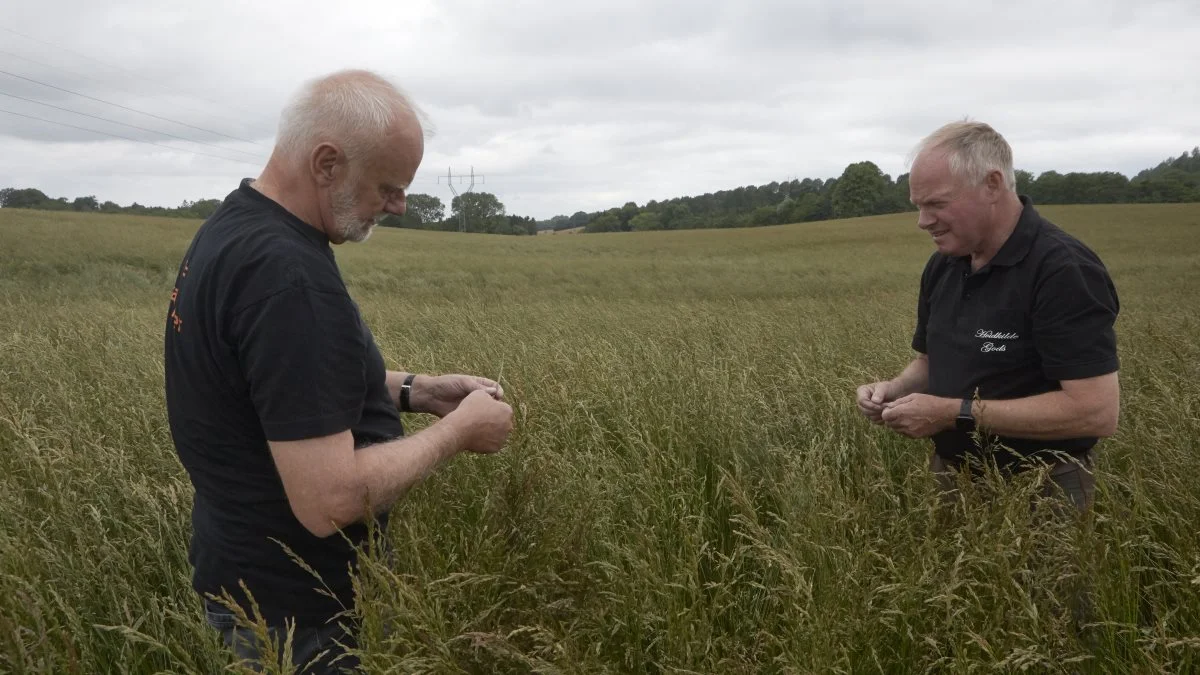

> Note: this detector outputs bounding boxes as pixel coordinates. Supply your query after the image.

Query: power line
[0,68,264,146]
[0,90,264,161]
[0,25,264,122]
[0,107,261,167]
[0,47,261,138]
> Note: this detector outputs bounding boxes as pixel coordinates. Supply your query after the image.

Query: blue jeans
[204,598,359,674]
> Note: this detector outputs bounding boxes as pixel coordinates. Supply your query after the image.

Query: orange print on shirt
[170,258,189,333]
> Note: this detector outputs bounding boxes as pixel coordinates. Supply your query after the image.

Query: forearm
[889,355,930,397]
[351,416,468,517]
[972,389,1116,441]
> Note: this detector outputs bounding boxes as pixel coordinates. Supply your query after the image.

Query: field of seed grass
[2,202,1199,673]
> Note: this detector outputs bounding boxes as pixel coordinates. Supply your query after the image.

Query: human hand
[856,380,899,424]
[880,394,957,439]
[415,374,504,418]
[448,389,513,454]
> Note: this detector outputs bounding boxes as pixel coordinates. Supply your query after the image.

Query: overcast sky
[1,0,1198,219]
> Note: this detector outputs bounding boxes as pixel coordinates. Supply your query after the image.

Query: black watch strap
[400,373,416,412]
[956,397,975,433]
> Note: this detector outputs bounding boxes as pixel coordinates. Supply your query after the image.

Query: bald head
[276,69,425,166]
[254,69,428,245]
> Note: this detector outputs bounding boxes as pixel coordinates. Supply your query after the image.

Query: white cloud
[1,0,1197,219]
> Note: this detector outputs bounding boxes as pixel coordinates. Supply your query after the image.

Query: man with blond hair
[855,120,1120,510]
[164,69,514,672]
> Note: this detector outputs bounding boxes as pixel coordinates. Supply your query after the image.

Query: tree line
[542,147,1200,234]
[3,148,1197,235]
[379,192,539,236]
[0,188,227,220]
[0,186,540,236]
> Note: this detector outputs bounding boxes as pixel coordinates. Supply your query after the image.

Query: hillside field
[2,203,1199,673]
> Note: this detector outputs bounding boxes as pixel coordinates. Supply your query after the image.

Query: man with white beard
[164,69,513,673]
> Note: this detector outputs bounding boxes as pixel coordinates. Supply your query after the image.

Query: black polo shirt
[912,196,1119,469]
[164,179,404,627]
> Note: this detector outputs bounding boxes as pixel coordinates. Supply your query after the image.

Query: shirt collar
[236,177,330,248]
[987,195,1041,268]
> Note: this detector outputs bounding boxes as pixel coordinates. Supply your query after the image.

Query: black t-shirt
[912,196,1119,469]
[164,179,403,626]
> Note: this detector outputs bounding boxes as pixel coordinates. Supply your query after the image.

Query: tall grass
[2,204,1199,672]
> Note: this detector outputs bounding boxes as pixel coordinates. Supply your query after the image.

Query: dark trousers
[929,448,1097,513]
[204,598,359,674]
[928,449,1099,634]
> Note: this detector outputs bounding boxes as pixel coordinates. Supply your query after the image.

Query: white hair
[909,119,1016,191]
[275,69,431,163]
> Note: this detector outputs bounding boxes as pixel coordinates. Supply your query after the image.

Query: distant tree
[1032,171,1064,203]
[71,195,99,212]
[380,193,444,229]
[585,212,622,233]
[494,215,538,236]
[190,199,222,219]
[450,192,505,232]
[1080,172,1129,203]
[832,161,888,218]
[775,197,797,224]
[1129,169,1198,203]
[496,218,535,236]
[629,211,662,231]
[890,173,915,212]
[750,205,778,226]
[796,178,824,195]
[619,201,640,230]
[100,200,122,213]
[568,211,591,229]
[1,188,50,209]
[660,202,692,230]
[860,171,909,215]
[1130,149,1200,203]
[795,192,826,221]
[409,193,445,225]
[1015,169,1034,195]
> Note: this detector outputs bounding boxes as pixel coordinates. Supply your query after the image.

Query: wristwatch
[956,398,976,433]
[399,373,416,412]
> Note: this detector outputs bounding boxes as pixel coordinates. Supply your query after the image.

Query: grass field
[2,202,1200,673]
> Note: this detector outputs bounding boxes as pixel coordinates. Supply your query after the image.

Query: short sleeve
[1033,256,1120,381]
[911,255,935,354]
[232,285,367,441]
